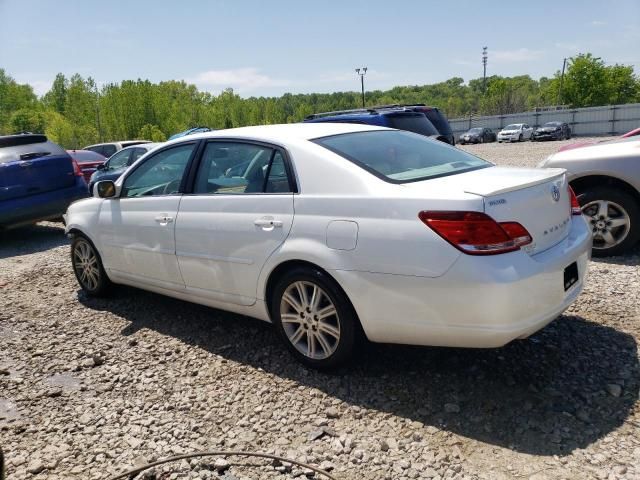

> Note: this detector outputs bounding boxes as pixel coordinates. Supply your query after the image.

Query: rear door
[0,136,75,201]
[175,141,295,306]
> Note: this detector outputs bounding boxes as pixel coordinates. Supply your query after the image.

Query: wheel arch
[570,175,640,203]
[263,258,368,339]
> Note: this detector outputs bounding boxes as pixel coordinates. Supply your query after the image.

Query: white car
[497,123,534,143]
[65,123,591,368]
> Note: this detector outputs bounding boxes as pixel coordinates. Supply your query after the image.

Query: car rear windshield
[422,109,452,135]
[0,136,67,164]
[71,150,106,163]
[313,130,491,184]
[386,113,439,136]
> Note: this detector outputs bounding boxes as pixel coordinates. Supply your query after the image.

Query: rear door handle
[154,215,174,225]
[254,218,283,228]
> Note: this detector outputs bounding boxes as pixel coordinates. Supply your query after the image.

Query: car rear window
[70,151,106,163]
[0,136,67,164]
[386,113,439,136]
[314,130,491,184]
[422,109,452,135]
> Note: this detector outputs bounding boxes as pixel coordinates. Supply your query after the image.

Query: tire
[577,186,640,257]
[270,266,360,369]
[71,234,113,296]
[518,134,523,142]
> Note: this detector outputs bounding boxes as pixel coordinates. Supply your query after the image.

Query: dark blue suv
[0,134,88,229]
[303,106,451,144]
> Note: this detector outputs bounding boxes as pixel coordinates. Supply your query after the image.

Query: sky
[1,0,638,98]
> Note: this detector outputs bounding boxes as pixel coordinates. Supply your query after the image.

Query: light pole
[482,47,488,93]
[355,67,367,108]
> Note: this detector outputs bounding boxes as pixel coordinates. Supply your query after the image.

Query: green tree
[8,108,47,133]
[138,123,167,142]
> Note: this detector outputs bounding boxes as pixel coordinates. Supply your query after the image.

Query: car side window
[107,149,131,170]
[122,143,196,198]
[194,142,290,194]
[265,151,292,193]
[129,147,148,165]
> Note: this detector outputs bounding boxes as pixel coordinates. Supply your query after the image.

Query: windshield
[313,130,491,184]
[504,124,521,130]
[543,122,561,127]
[468,128,483,133]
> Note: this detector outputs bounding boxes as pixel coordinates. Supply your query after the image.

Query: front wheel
[518,134,523,142]
[270,267,359,369]
[578,187,640,257]
[71,235,112,296]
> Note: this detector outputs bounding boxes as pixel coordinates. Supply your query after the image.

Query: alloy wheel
[280,281,341,360]
[582,200,631,250]
[73,239,101,291]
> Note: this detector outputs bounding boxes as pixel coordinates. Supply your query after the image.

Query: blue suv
[0,134,88,229]
[303,106,450,143]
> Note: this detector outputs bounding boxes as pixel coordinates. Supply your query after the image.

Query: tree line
[0,53,638,149]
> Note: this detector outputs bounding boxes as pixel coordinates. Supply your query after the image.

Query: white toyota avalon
[65,123,591,368]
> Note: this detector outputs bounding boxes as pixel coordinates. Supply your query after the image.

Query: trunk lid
[405,166,571,255]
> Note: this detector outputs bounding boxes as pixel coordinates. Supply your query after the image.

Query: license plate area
[564,262,579,291]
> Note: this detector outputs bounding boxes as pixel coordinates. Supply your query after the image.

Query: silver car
[540,137,640,256]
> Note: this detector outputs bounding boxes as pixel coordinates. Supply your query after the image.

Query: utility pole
[557,57,567,106]
[94,83,103,142]
[482,47,488,92]
[355,67,367,108]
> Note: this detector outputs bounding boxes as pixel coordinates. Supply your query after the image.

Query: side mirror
[95,180,117,198]
[97,163,106,171]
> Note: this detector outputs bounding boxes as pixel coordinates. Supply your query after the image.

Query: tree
[138,124,167,142]
[42,73,68,114]
[8,108,47,133]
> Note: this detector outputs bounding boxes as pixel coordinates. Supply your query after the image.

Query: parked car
[540,137,640,256]
[497,124,534,142]
[88,143,162,192]
[169,126,213,140]
[83,140,151,158]
[304,106,448,143]
[67,149,107,183]
[531,122,571,141]
[66,123,590,368]
[0,134,88,229]
[459,127,496,144]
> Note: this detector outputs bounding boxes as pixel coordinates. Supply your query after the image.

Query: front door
[175,141,296,305]
[98,142,198,289]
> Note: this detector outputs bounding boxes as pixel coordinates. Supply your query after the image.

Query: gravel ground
[1,137,639,480]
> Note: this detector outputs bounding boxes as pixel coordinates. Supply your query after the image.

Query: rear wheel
[578,187,640,257]
[71,235,112,296]
[270,267,359,369]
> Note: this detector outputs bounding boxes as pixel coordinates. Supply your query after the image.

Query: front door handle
[154,215,174,225]
[254,217,283,228]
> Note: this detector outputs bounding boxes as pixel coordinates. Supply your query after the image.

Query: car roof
[120,142,163,151]
[167,123,386,145]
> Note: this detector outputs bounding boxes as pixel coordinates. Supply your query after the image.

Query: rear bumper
[332,217,591,348]
[0,178,88,228]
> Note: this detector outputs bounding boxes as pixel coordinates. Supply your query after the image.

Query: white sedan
[497,123,534,142]
[65,123,591,368]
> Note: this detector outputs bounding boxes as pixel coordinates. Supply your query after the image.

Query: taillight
[418,211,532,255]
[71,158,83,177]
[568,186,581,215]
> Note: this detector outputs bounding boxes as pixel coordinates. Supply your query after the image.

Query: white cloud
[187,68,290,93]
[492,48,544,63]
[452,59,476,67]
[590,20,607,26]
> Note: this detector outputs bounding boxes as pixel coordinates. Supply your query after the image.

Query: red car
[66,150,107,183]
